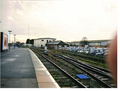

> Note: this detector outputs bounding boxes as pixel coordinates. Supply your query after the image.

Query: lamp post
[8,30,12,50]
[14,34,16,48]
[28,24,30,45]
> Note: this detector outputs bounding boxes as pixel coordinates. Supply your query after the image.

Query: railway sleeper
[59,57,112,87]
[56,79,72,83]
[110,84,116,87]
[47,52,113,88]
[40,53,87,88]
[52,54,113,88]
[48,69,59,71]
[59,55,112,79]
[34,50,113,88]
[54,76,69,79]
[97,76,104,79]
[101,78,109,81]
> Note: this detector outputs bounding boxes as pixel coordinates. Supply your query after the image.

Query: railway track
[31,48,86,88]
[30,48,116,88]
[62,54,110,72]
[61,51,107,69]
[53,54,115,88]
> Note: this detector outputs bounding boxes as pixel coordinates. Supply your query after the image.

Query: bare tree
[80,37,89,47]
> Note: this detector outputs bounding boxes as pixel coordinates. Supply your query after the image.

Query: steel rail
[63,54,110,72]
[53,54,112,88]
[33,50,87,88]
[59,54,112,78]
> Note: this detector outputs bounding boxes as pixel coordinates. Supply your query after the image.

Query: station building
[47,40,69,49]
[34,37,56,47]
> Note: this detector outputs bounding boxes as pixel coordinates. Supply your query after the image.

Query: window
[64,45,67,47]
[59,45,61,47]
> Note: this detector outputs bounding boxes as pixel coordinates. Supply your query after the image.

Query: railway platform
[1,47,60,88]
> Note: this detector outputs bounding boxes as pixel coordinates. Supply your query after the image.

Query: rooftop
[47,41,61,44]
[34,37,56,40]
[47,40,69,45]
[68,39,112,43]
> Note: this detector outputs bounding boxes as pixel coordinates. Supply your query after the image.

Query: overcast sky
[1,0,118,43]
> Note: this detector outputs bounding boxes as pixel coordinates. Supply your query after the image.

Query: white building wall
[34,40,38,47]
[101,40,111,46]
[101,41,107,46]
[34,40,36,46]
[89,43,96,46]
[38,40,40,47]
[34,38,56,47]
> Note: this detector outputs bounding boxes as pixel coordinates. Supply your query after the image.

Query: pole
[14,34,16,48]
[28,24,30,45]
[8,30,12,50]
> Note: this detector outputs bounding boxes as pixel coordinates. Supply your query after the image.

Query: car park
[64,46,109,58]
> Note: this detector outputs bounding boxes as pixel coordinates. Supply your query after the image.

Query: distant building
[88,40,111,47]
[47,40,69,49]
[34,38,56,47]
[67,41,81,46]
[67,39,111,47]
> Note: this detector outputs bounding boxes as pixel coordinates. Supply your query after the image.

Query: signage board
[1,32,8,51]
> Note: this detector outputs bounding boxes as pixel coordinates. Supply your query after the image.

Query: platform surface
[1,48,38,88]
[1,47,60,88]
[28,48,60,88]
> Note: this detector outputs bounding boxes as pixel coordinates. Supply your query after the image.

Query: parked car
[104,48,109,56]
[96,48,104,56]
[90,47,96,54]
[77,49,83,53]
[84,48,89,54]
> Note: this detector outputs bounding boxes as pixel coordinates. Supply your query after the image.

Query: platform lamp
[14,34,16,48]
[8,30,12,50]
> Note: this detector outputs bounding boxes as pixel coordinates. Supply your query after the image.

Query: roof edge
[34,37,56,40]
